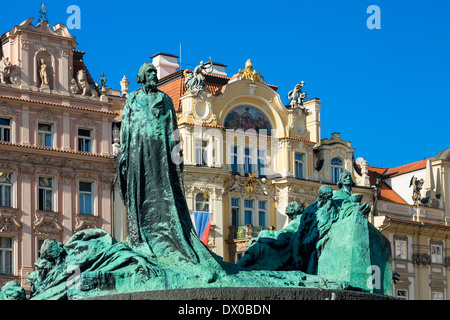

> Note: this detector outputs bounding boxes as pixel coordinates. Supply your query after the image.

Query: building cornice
[0,141,115,162]
[0,95,117,116]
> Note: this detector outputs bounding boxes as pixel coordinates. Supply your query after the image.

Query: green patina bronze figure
[117,62,225,282]
[0,63,393,300]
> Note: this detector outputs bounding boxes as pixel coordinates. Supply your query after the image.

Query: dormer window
[331,157,344,183]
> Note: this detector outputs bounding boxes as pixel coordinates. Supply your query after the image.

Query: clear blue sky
[2,0,449,168]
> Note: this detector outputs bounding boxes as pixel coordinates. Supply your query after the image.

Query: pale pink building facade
[0,18,126,292]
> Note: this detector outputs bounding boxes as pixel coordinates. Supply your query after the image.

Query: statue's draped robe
[118,89,224,277]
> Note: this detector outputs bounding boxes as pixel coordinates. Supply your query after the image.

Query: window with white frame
[0,237,13,274]
[231,198,240,227]
[0,118,11,142]
[244,199,254,225]
[194,139,208,166]
[258,201,267,227]
[294,153,304,179]
[396,289,408,300]
[38,123,53,148]
[431,244,443,264]
[0,172,12,207]
[78,128,92,153]
[38,177,53,211]
[195,193,210,212]
[331,157,344,183]
[394,239,408,260]
[231,197,271,228]
[244,148,253,175]
[79,181,93,215]
[432,291,444,300]
[230,146,238,173]
[257,149,267,177]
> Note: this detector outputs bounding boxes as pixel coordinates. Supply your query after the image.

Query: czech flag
[193,211,213,245]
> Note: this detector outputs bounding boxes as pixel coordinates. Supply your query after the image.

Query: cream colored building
[0,17,126,292]
[371,150,450,300]
[111,53,375,263]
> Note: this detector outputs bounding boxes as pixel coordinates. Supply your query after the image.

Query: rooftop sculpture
[0,62,393,300]
[183,59,213,93]
[287,81,309,114]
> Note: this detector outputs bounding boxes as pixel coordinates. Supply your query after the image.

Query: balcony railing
[228,224,273,240]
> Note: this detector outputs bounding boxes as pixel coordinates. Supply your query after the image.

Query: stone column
[61,170,74,242]
[59,48,69,94]
[19,166,34,290]
[212,188,225,257]
[21,106,30,146]
[20,40,30,90]
[101,117,110,156]
[101,175,114,234]
[62,111,71,151]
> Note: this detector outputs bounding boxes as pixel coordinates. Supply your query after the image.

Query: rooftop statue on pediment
[287,81,309,114]
[237,59,265,84]
[183,59,213,94]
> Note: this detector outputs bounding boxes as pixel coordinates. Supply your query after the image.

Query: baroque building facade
[370,151,450,300]
[0,18,126,291]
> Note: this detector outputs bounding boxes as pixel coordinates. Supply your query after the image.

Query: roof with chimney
[157,68,278,112]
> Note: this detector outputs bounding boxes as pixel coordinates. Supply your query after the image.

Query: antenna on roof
[179,43,182,70]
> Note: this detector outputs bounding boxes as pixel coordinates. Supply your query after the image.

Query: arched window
[195,193,210,212]
[331,157,344,183]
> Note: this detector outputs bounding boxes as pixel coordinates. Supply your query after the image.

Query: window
[194,139,208,166]
[396,289,408,300]
[231,198,240,227]
[0,237,13,274]
[230,146,238,173]
[432,291,444,300]
[244,148,252,175]
[0,118,11,142]
[331,157,344,183]
[294,153,304,179]
[79,181,93,215]
[431,244,443,264]
[244,199,254,225]
[195,193,210,212]
[78,129,92,153]
[395,239,407,260]
[258,201,267,227]
[257,150,267,177]
[38,177,53,211]
[0,172,12,207]
[38,123,53,148]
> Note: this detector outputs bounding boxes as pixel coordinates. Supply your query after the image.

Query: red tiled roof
[157,69,278,112]
[367,158,430,205]
[379,181,407,204]
[384,158,430,177]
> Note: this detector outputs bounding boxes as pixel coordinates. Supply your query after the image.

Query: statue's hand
[360,203,371,216]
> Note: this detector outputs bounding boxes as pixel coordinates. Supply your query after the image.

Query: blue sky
[2,0,449,168]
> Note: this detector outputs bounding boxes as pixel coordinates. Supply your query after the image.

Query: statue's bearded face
[144,67,158,90]
[340,173,352,186]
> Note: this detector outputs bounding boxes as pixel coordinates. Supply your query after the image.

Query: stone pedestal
[87,287,396,300]
[40,83,50,93]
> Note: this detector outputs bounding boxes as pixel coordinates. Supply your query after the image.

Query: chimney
[209,62,227,77]
[151,53,179,79]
